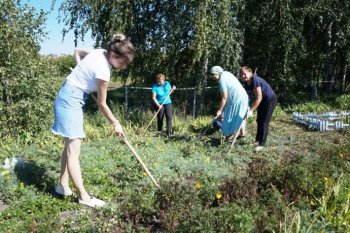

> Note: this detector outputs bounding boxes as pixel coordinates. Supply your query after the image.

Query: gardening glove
[246,109,254,118]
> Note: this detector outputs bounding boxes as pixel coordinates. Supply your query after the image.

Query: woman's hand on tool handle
[112,121,124,137]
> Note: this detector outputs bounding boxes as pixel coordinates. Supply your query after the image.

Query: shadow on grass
[14,160,57,194]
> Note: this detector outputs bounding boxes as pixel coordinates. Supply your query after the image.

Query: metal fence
[106,86,219,117]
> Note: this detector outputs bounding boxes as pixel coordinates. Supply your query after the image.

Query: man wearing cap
[209,66,249,142]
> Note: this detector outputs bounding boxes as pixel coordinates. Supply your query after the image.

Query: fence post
[192,87,197,118]
[125,87,128,111]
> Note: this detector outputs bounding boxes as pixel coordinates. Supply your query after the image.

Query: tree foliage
[240,0,350,104]
[60,0,350,106]
[0,0,58,136]
[60,0,243,115]
[59,0,243,83]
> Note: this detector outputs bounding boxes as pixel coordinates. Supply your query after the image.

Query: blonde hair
[156,73,166,81]
[107,33,135,65]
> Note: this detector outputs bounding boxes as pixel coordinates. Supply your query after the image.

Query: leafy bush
[335,94,350,109]
[0,0,61,137]
[0,60,61,137]
[43,55,75,77]
[285,101,332,113]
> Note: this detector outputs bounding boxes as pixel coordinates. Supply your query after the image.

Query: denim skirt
[51,81,89,139]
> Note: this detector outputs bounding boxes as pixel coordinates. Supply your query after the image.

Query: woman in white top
[51,33,135,207]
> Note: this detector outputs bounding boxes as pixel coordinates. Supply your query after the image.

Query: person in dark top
[240,65,277,152]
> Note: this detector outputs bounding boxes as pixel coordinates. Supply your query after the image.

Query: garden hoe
[143,87,175,134]
[121,134,160,188]
[228,109,249,153]
[90,93,160,188]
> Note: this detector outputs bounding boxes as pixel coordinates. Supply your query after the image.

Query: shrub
[285,101,332,113]
[0,60,61,137]
[335,94,350,109]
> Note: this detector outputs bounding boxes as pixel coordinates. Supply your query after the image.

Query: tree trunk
[196,54,208,117]
[1,79,9,104]
[340,64,347,94]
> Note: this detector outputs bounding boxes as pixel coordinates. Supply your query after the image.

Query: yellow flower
[347,192,350,198]
[310,200,315,206]
[1,170,10,176]
[204,157,210,163]
[195,182,201,190]
[339,153,345,158]
[19,182,25,189]
[143,172,148,177]
[5,175,10,181]
[216,193,222,200]
[323,177,328,182]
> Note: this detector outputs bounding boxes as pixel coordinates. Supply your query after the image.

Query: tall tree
[240,0,350,103]
[59,0,243,115]
[239,0,306,104]
[303,0,350,94]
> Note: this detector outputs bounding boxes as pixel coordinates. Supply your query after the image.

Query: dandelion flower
[143,172,148,177]
[310,200,315,206]
[195,182,201,190]
[20,182,25,189]
[323,177,328,182]
[1,170,10,176]
[216,193,222,200]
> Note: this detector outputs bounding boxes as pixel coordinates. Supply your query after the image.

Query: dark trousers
[256,96,277,146]
[156,103,173,133]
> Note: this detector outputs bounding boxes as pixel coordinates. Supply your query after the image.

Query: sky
[26,0,95,55]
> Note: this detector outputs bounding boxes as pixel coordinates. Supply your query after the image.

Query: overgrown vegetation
[1,0,350,232]
[1,102,350,232]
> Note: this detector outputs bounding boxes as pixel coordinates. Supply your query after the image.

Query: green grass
[1,108,350,232]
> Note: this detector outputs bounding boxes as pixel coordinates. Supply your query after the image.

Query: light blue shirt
[152,81,172,105]
[218,71,249,135]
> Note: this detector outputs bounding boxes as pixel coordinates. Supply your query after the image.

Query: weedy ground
[0,107,349,232]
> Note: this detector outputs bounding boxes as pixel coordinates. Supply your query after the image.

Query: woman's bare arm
[74,48,94,63]
[96,79,124,136]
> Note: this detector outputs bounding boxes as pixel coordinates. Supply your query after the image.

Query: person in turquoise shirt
[151,73,176,135]
[209,66,249,142]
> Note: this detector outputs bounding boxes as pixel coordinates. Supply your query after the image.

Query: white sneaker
[55,184,73,197]
[79,197,106,208]
[255,146,264,152]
